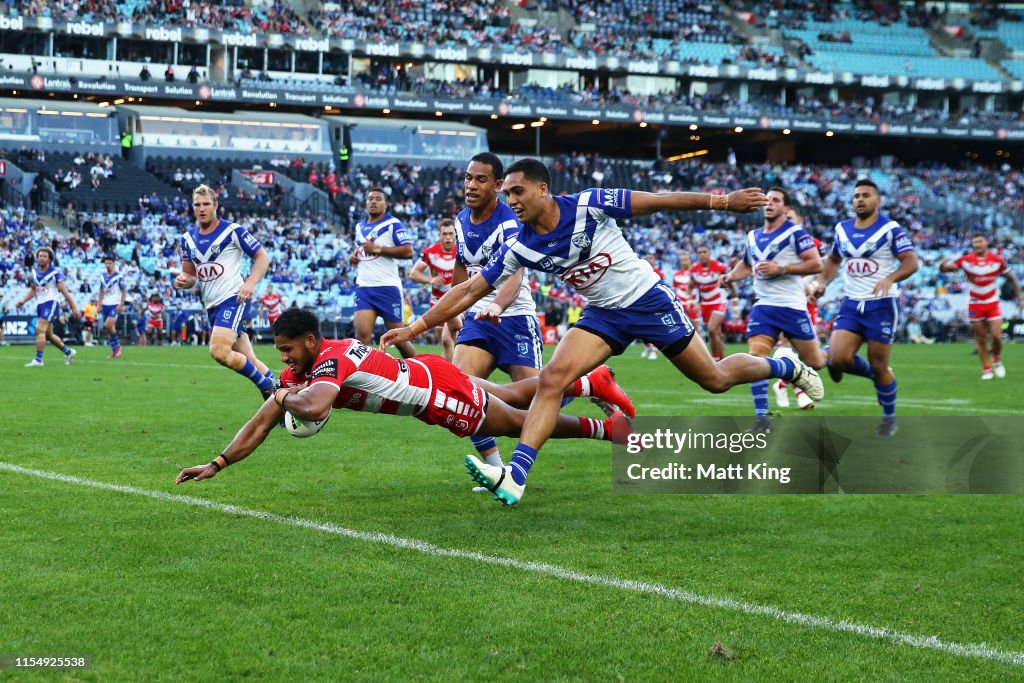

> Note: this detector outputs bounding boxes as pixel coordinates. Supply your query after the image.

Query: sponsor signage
[240,170,276,185]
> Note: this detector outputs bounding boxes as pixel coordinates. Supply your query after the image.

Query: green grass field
[2,341,1022,681]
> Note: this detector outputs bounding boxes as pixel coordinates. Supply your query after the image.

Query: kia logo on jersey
[562,253,612,290]
[846,258,879,277]
[196,262,225,281]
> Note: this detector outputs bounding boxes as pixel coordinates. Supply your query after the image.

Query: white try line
[640,394,1021,415]
[2,462,1022,668]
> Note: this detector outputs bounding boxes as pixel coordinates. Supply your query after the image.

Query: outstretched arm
[175,397,284,483]
[381,275,493,349]
[629,188,768,216]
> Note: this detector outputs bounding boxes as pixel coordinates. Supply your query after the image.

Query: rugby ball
[284,389,332,438]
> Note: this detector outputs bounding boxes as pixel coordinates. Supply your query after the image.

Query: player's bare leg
[746,333,777,430]
[452,344,504,467]
[383,320,416,358]
[971,320,993,377]
[986,318,1005,378]
[668,332,820,397]
[707,311,726,360]
[515,327,613,453]
[472,366,633,415]
[466,332,623,506]
[353,309,377,347]
[825,329,874,382]
[440,322,456,361]
[477,394,628,443]
[232,330,270,376]
[210,327,274,397]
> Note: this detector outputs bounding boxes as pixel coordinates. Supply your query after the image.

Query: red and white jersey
[690,260,729,306]
[951,251,1008,305]
[261,293,283,321]
[147,301,165,321]
[672,268,694,301]
[278,339,487,436]
[419,242,456,303]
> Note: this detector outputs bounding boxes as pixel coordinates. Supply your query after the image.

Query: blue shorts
[746,304,816,341]
[575,283,695,357]
[833,297,900,345]
[355,285,403,324]
[101,304,119,319]
[456,312,543,372]
[207,298,253,333]
[37,301,59,322]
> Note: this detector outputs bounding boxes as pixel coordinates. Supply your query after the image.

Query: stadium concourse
[2,155,1022,347]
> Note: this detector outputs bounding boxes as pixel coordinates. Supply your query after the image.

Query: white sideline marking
[2,462,1022,668]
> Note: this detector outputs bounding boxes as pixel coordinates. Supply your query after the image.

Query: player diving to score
[382,158,824,506]
[175,309,635,485]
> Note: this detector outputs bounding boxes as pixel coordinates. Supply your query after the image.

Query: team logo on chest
[571,232,592,250]
[562,253,612,290]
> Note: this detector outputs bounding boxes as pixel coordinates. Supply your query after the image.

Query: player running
[722,187,826,432]
[174,309,635,486]
[939,233,1023,380]
[409,218,460,360]
[96,255,125,358]
[175,184,276,399]
[690,244,734,361]
[672,251,702,327]
[812,178,919,437]
[17,246,81,367]
[349,187,416,358]
[450,153,549,472]
[259,283,285,327]
[383,158,823,506]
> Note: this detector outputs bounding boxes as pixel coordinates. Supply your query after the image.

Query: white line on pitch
[1,462,1021,668]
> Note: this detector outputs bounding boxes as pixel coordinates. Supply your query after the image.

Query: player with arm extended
[174,184,276,399]
[721,187,825,432]
[939,232,1023,380]
[96,255,126,359]
[18,246,81,367]
[175,308,634,486]
[448,152,560,473]
[382,158,823,506]
[409,217,460,361]
[348,188,416,358]
[811,178,920,437]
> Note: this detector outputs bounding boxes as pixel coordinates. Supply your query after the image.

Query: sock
[847,354,875,380]
[750,380,769,417]
[484,452,504,467]
[875,379,897,418]
[572,376,591,397]
[508,443,538,486]
[110,332,120,349]
[35,350,43,362]
[265,369,276,386]
[713,355,722,362]
[765,356,795,380]
[578,417,605,440]
[62,345,72,356]
[983,365,992,372]
[776,380,789,389]
[993,355,1001,364]
[239,359,273,391]
[471,435,498,456]
[794,388,806,398]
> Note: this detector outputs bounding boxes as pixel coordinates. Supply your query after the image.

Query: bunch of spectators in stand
[729,0,940,30]
[4,157,1023,346]
[45,152,117,192]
